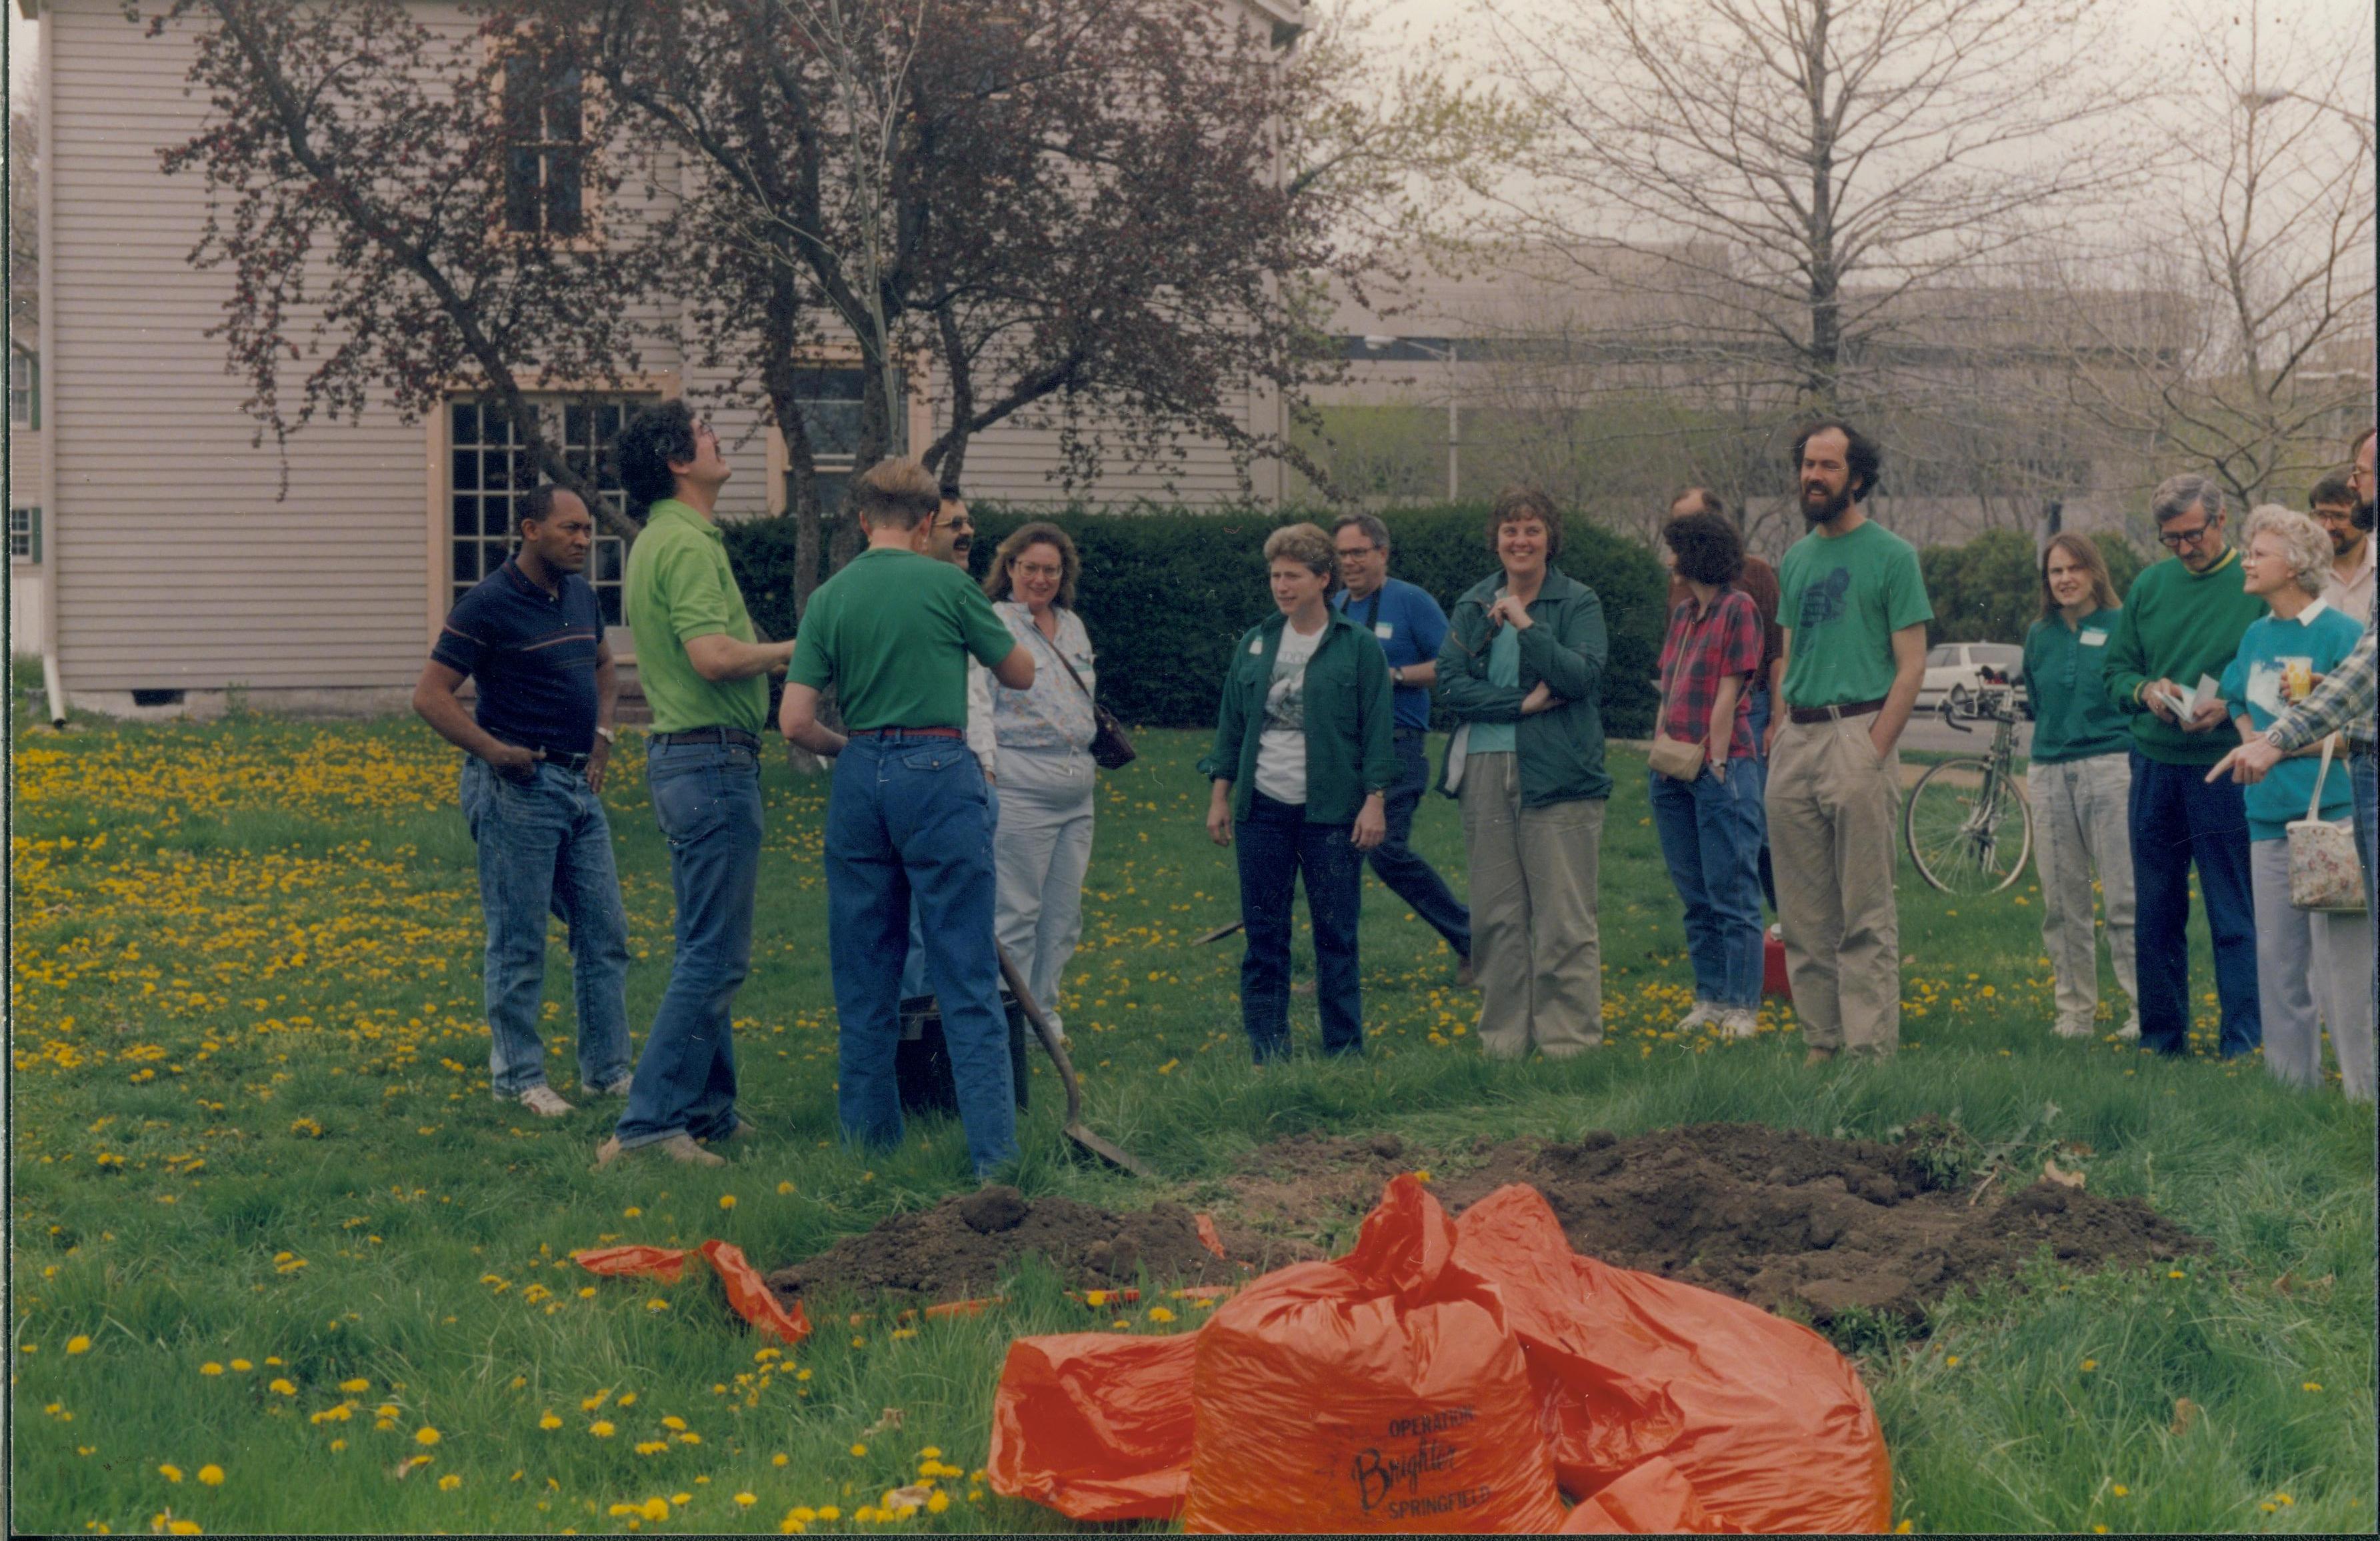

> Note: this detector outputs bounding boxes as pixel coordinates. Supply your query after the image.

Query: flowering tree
[141,0,655,533]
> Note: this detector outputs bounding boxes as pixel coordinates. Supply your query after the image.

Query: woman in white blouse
[983,522,1099,1038]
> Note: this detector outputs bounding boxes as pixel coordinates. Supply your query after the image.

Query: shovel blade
[1065,1122,1158,1180]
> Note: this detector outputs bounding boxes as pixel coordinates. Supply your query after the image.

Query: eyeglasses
[2157,522,2217,549]
[1011,561,1063,578]
[1335,544,1380,559]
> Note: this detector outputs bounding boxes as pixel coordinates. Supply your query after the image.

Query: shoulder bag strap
[1031,614,1096,706]
[2308,732,2337,822]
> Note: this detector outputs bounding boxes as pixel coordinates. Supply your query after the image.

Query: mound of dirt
[764,1187,1279,1305]
[1414,1122,2208,1322]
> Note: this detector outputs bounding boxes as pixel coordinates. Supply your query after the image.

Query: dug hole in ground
[743,1122,2200,1533]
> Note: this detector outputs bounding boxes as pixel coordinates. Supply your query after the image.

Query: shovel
[1189,919,1243,946]
[996,944,1157,1180]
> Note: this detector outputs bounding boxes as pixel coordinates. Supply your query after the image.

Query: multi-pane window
[502,53,586,238]
[449,397,640,624]
[787,365,899,515]
[9,505,38,563]
[9,350,36,428]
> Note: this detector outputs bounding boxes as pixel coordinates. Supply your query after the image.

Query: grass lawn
[9,711,2374,1535]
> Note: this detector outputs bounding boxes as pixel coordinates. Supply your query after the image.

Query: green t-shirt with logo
[790,547,1017,730]
[623,498,769,734]
[1778,519,1934,708]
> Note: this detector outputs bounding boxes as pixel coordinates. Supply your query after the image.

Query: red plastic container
[1762,936,1792,1000]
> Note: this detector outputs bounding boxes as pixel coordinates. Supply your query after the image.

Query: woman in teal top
[1436,485,1611,1060]
[2219,506,2371,1097]
[2019,534,2142,1042]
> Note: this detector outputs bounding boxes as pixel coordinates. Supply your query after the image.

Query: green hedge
[724,503,1667,737]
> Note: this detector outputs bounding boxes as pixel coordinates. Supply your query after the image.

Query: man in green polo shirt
[779,457,1033,1182]
[598,401,793,1171]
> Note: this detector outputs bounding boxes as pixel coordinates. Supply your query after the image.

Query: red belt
[850,725,964,739]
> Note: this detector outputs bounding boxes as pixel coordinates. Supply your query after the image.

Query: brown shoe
[698,1118,756,1148]
[592,1132,725,1170]
[1803,1046,1838,1067]
[593,1136,626,1171]
[1456,955,1476,988]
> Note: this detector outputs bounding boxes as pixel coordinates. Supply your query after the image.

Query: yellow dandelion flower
[268,1379,297,1396]
[199,1363,223,1377]
[589,1420,616,1438]
[639,1498,670,1521]
[160,1464,185,1482]
[197,1466,223,1487]
[661,1416,687,1431]
[437,1474,461,1492]
[1147,1308,1175,1324]
[229,1360,252,1372]
[777,1181,796,1195]
[538,1413,563,1430]
[413,1427,441,1446]
[623,1207,642,1218]
[926,1492,951,1514]
[645,1298,670,1312]
[339,1379,369,1394]
[719,1195,737,1210]
[772,1453,789,1466]
[66,1336,91,1355]
[2303,1382,2324,1392]
[2112,1485,2129,1498]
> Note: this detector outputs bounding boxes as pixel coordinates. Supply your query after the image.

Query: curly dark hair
[1487,484,1563,558]
[1791,419,1881,502]
[1661,509,1745,586]
[616,400,699,510]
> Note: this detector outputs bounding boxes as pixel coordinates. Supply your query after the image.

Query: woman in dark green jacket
[1201,523,1397,1062]
[1435,486,1611,1058]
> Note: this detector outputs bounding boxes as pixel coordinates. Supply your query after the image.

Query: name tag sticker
[2080,629,2107,647]
[1250,638,1265,655]
[1375,623,1395,640]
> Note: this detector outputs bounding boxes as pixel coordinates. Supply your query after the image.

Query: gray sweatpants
[992,747,1097,1028]
[2027,752,2141,1035]
[2249,838,2375,1100]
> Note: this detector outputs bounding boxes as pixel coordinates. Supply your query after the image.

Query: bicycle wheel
[1905,757,2033,895]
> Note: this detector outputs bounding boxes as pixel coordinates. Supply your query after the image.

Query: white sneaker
[1675,1002,1721,1032]
[2051,1020,2093,1040]
[1047,1012,1069,1047]
[517,1084,575,1118]
[2117,1019,2141,1042]
[1719,1008,1758,1040]
[589,1073,633,1098]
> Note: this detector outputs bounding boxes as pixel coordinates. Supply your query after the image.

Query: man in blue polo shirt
[1333,513,1473,982]
[415,484,632,1118]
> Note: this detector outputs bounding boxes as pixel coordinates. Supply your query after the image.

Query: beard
[2356,499,2374,533]
[1801,481,1853,525]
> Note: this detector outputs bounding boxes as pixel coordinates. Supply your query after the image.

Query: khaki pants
[1765,715,1901,1056]
[1459,752,1605,1057]
[2027,753,2139,1035]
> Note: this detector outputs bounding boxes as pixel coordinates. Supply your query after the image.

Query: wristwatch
[1390,665,1405,686]
[594,725,617,745]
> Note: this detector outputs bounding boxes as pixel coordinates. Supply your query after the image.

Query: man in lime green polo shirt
[598,401,793,1171]
[779,457,1033,1181]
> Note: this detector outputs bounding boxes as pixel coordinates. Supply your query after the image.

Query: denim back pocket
[649,755,728,847]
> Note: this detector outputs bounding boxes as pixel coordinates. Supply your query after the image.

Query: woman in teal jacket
[1435,486,1611,1058]
[1202,523,1397,1062]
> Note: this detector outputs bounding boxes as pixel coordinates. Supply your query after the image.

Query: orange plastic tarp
[986,1174,1891,1534]
[699,1240,813,1349]
[573,1244,690,1284]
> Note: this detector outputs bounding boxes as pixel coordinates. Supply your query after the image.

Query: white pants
[992,747,1097,1026]
[2027,753,2140,1034]
[2249,839,2376,1100]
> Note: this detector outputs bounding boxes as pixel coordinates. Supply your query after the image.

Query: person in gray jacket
[1435,485,1612,1058]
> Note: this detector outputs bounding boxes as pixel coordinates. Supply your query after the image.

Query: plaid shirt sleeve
[2268,625,2376,750]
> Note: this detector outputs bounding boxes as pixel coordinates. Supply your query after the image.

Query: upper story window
[9,351,37,429]
[502,53,587,239]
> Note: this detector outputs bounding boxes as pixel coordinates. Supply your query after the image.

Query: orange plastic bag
[1449,1184,1889,1534]
[699,1240,813,1349]
[987,1175,1893,1534]
[1179,1176,1566,1534]
[573,1244,689,1283]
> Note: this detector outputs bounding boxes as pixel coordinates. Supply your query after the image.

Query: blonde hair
[2037,532,2121,619]
[982,521,1079,610]
[2241,503,2331,596]
[1263,522,1339,588]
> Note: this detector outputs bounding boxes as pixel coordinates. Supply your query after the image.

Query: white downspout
[35,0,64,725]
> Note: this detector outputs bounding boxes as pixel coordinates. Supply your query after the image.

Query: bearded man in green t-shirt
[1766,421,1933,1064]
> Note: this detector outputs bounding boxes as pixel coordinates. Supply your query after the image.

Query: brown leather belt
[849,725,964,739]
[1787,697,1887,725]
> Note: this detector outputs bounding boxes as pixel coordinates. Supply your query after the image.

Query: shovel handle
[997,944,1082,1128]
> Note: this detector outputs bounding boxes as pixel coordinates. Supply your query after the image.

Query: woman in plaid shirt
[1650,509,1770,1040]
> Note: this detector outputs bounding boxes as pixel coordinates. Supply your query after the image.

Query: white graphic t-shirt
[1253,621,1325,806]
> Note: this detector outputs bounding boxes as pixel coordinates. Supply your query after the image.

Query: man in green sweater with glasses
[2103,473,2267,1060]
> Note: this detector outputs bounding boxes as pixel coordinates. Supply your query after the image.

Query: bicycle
[1903,681,2033,895]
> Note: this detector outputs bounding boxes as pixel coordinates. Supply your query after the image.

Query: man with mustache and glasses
[1764,421,1933,1064]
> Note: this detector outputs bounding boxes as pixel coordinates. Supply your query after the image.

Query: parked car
[1919,642,2031,718]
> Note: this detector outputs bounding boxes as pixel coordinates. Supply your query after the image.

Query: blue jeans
[827,732,1017,1180]
[1747,684,1778,914]
[1364,729,1471,958]
[1236,791,1365,1062]
[615,739,763,1148]
[900,784,999,1000]
[459,756,632,1097]
[1648,759,1767,1010]
[2128,751,2260,1058]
